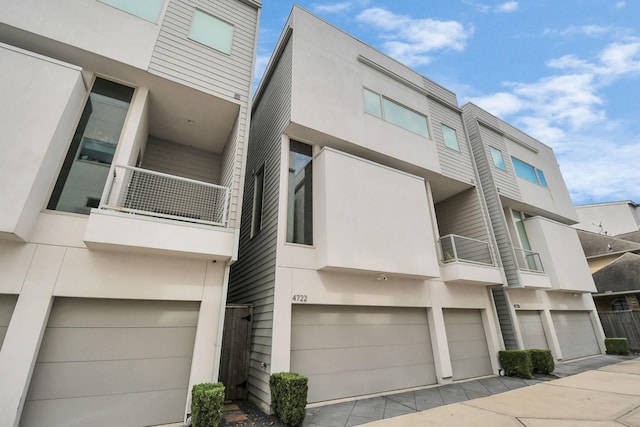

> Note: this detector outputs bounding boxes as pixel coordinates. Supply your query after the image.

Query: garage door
[0,294,18,351]
[517,311,549,350]
[443,309,492,380]
[21,298,199,427]
[551,311,600,360]
[291,305,436,403]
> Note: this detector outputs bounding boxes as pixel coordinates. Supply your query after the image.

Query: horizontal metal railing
[438,234,494,266]
[100,164,230,227]
[514,247,545,273]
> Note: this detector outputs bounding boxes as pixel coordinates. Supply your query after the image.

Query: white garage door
[517,311,549,350]
[443,309,492,380]
[291,305,436,403]
[551,311,600,360]
[21,298,199,427]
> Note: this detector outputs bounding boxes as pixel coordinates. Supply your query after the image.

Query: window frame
[490,146,506,170]
[188,9,234,55]
[98,0,165,23]
[511,156,548,188]
[441,124,460,151]
[363,88,430,138]
[286,140,313,246]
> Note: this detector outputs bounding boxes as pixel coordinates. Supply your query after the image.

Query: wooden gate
[219,304,253,400]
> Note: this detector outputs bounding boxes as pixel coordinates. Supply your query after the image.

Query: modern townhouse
[229,6,606,411]
[0,0,260,426]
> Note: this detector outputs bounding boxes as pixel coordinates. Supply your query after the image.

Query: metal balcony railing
[438,234,494,266]
[100,165,230,227]
[514,247,545,273]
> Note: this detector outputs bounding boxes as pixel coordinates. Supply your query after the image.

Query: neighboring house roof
[592,252,640,294]
[577,229,640,258]
[616,230,640,244]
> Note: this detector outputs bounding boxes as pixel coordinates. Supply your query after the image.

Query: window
[611,298,629,311]
[490,147,506,170]
[48,78,134,214]
[98,0,164,22]
[286,141,313,245]
[441,124,460,151]
[512,157,548,187]
[251,164,265,237]
[189,10,233,54]
[363,89,429,138]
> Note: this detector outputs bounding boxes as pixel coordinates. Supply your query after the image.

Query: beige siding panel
[228,37,293,403]
[435,188,491,242]
[142,136,222,184]
[517,310,549,350]
[423,77,458,107]
[291,305,436,403]
[443,309,492,381]
[23,298,199,427]
[479,125,520,200]
[430,101,475,184]
[0,294,17,350]
[551,311,600,360]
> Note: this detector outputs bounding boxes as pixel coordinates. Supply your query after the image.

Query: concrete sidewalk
[303,355,640,427]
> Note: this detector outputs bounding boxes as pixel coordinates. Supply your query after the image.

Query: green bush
[528,349,554,374]
[191,382,225,427]
[269,372,308,426]
[605,338,630,355]
[499,350,533,378]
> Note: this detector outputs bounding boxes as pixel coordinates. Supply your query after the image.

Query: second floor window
[286,141,313,245]
[363,88,429,138]
[512,157,548,188]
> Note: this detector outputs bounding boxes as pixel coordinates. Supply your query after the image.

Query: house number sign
[292,294,308,302]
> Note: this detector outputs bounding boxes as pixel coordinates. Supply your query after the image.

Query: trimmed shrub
[499,350,533,378]
[191,382,225,427]
[605,338,630,355]
[528,349,554,374]
[270,372,308,426]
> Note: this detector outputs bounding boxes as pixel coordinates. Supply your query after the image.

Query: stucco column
[427,282,453,383]
[0,244,65,427]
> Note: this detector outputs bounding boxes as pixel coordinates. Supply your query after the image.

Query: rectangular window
[363,89,429,138]
[286,141,313,245]
[441,124,460,151]
[98,0,164,23]
[48,78,134,214]
[512,157,547,187]
[490,147,506,170]
[189,9,233,54]
[251,164,265,237]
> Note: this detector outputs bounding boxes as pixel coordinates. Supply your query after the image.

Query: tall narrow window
[286,141,313,245]
[441,124,460,151]
[48,78,134,214]
[251,164,265,237]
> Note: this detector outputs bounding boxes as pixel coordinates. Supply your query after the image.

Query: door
[291,305,436,403]
[219,305,253,400]
[551,311,600,360]
[517,310,549,349]
[444,309,493,380]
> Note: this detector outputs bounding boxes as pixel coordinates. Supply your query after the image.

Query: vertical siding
[142,137,222,184]
[430,102,475,184]
[463,105,520,349]
[149,0,257,101]
[228,39,293,405]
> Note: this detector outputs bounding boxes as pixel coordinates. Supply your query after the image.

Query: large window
[251,164,265,238]
[286,141,313,245]
[441,124,460,151]
[512,157,548,188]
[189,10,234,54]
[48,78,134,214]
[98,0,164,22]
[363,89,429,138]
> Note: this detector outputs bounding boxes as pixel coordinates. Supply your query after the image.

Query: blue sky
[255,1,640,205]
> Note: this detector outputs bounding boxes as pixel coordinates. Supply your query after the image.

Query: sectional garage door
[21,298,199,427]
[517,311,549,350]
[291,305,436,403]
[551,311,600,360]
[443,309,493,380]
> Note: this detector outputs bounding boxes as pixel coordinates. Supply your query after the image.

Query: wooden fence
[598,310,640,350]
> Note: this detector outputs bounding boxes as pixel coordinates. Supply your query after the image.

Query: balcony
[438,234,503,286]
[513,247,551,289]
[84,165,236,260]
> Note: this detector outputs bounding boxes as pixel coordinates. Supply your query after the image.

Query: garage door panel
[444,309,492,381]
[304,363,436,403]
[517,311,549,350]
[552,311,600,360]
[292,343,433,375]
[26,357,192,401]
[20,389,188,427]
[37,327,197,362]
[291,323,429,350]
[291,305,436,403]
[46,298,200,328]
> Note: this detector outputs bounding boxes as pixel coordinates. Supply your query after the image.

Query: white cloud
[615,1,626,9]
[495,1,518,13]
[599,41,640,75]
[356,8,471,66]
[313,2,354,14]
